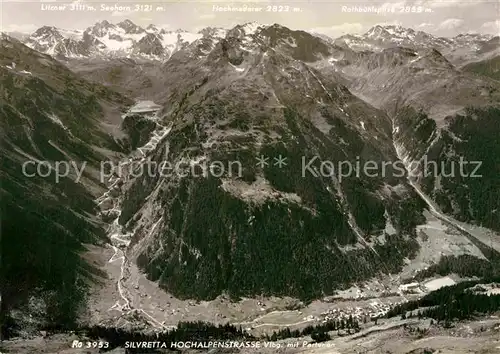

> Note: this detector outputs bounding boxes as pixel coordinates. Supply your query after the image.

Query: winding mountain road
[95,107,174,330]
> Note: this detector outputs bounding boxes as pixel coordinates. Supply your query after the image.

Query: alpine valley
[1,20,500,353]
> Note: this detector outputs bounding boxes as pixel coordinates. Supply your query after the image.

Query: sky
[1,0,499,38]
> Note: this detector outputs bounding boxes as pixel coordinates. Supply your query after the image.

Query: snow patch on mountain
[24,20,204,60]
[47,113,69,131]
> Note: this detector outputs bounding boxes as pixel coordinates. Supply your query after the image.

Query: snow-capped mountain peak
[197,27,227,39]
[239,21,264,35]
[365,25,387,39]
[87,20,116,37]
[31,26,63,40]
[364,25,419,42]
[145,24,159,33]
[25,26,92,56]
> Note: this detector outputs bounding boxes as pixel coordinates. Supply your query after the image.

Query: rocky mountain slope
[313,40,500,233]
[66,57,166,98]
[101,24,454,303]
[100,23,499,305]
[462,55,500,80]
[0,34,131,333]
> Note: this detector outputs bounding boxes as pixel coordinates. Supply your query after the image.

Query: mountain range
[20,19,221,61]
[13,21,500,66]
[333,24,500,66]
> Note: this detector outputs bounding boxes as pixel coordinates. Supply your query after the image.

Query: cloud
[479,20,500,35]
[311,23,364,38]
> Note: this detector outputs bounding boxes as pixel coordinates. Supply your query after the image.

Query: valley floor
[82,209,499,337]
[3,315,499,353]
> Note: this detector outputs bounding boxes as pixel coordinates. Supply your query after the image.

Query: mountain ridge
[1,20,500,339]
[12,21,499,66]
